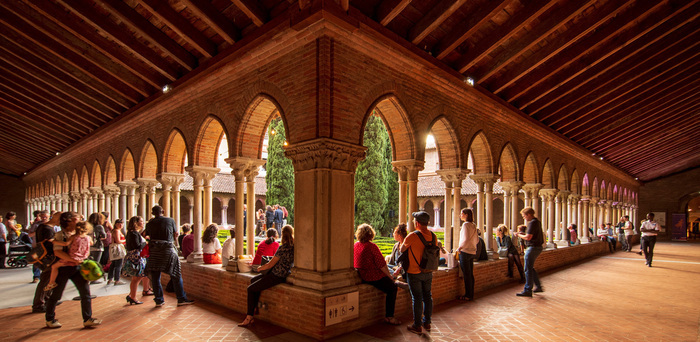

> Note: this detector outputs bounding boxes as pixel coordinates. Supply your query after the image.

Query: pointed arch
[498,143,519,182]
[613,185,619,202]
[581,173,590,196]
[80,165,90,191]
[55,175,61,195]
[541,159,555,188]
[468,131,493,174]
[119,149,136,182]
[62,173,69,193]
[163,129,189,173]
[104,156,117,186]
[592,177,599,198]
[91,160,103,187]
[557,164,569,191]
[71,170,79,192]
[139,140,159,179]
[427,116,461,169]
[193,115,227,168]
[46,179,53,196]
[523,152,539,184]
[600,180,607,200]
[570,169,580,195]
[365,95,416,161]
[235,95,285,160]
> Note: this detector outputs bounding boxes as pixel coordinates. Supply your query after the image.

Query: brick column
[284,138,366,291]
[393,160,424,232]
[227,157,264,258]
[186,166,219,263]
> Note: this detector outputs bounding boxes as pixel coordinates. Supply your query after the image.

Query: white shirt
[221,238,235,266]
[640,220,660,237]
[0,222,6,242]
[202,238,221,254]
[458,221,478,254]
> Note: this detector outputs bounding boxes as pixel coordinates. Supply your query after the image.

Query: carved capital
[157,173,186,191]
[135,178,159,193]
[185,165,220,185]
[436,168,469,185]
[539,188,559,201]
[469,173,500,191]
[224,157,265,180]
[498,181,525,193]
[285,138,367,172]
[557,190,571,200]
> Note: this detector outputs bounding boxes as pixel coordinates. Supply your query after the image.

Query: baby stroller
[7,234,32,268]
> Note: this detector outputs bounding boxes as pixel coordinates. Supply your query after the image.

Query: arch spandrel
[366,95,417,162]
[163,129,189,174]
[91,160,102,187]
[234,95,284,160]
[193,115,227,168]
[541,159,555,188]
[468,131,493,174]
[139,140,159,179]
[498,143,519,182]
[523,152,539,184]
[428,116,461,169]
[119,149,136,182]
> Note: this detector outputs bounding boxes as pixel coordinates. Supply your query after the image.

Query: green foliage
[265,118,295,225]
[355,115,389,234]
[383,128,399,233]
[371,231,444,256]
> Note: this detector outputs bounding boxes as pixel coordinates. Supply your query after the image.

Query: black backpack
[410,231,440,272]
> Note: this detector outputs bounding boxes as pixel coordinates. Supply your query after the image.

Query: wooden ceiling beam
[546,48,700,127]
[498,0,695,99]
[524,22,700,117]
[137,0,217,58]
[182,0,240,43]
[0,125,65,154]
[231,0,268,27]
[0,43,124,115]
[0,134,58,161]
[0,14,142,104]
[44,0,178,83]
[634,152,700,181]
[0,70,107,124]
[460,0,597,75]
[433,0,509,60]
[445,0,554,63]
[617,138,699,170]
[96,0,197,70]
[376,0,412,26]
[408,0,467,45]
[608,117,700,164]
[0,103,77,143]
[0,84,94,132]
[558,66,700,135]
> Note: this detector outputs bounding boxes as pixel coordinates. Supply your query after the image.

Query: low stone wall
[164,240,621,340]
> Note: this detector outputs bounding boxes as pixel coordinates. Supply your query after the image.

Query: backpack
[80,259,104,281]
[27,240,56,271]
[410,231,440,272]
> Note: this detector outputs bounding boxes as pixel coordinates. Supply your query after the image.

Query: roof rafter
[408,0,467,45]
[376,0,411,26]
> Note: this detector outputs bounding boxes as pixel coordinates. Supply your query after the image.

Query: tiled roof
[180,173,268,195]
[417,174,503,197]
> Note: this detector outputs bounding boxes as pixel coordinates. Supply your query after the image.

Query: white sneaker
[83,318,102,327]
[46,320,62,329]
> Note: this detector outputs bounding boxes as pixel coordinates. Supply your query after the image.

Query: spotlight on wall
[162,84,171,93]
[635,177,639,180]
[283,141,288,146]
[465,77,475,86]
[271,129,276,135]
[56,152,60,156]
[599,157,604,160]
[23,172,27,175]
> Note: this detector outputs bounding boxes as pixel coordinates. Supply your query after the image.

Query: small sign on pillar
[325,291,359,326]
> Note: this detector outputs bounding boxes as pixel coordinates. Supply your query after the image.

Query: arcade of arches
[21,17,640,339]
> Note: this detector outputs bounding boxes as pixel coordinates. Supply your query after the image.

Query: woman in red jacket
[252,228,279,270]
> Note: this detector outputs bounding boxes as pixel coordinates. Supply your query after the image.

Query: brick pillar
[284,138,366,291]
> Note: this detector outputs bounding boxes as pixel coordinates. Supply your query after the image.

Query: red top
[252,239,280,265]
[353,241,387,282]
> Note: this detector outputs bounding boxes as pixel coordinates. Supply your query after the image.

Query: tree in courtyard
[265,117,295,225]
[355,114,390,234]
[383,130,399,232]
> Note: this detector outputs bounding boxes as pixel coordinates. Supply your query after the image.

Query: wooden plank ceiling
[1,0,698,182]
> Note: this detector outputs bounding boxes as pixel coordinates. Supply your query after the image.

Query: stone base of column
[186,252,204,263]
[555,240,570,247]
[289,268,361,292]
[580,237,592,243]
[487,251,500,260]
[546,242,558,249]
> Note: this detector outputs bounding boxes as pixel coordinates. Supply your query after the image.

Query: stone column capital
[469,173,500,190]
[539,188,559,200]
[498,181,525,193]
[436,168,469,184]
[157,173,186,190]
[102,185,120,196]
[557,190,571,199]
[88,187,104,196]
[225,157,265,179]
[284,138,367,172]
[69,191,81,201]
[569,193,581,202]
[185,166,220,183]
[135,178,159,192]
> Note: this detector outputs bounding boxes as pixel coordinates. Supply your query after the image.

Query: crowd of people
[0,204,661,333]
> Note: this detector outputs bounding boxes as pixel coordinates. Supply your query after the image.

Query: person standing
[0,216,6,269]
[457,208,478,301]
[616,217,628,251]
[273,205,284,236]
[31,212,62,313]
[144,206,194,307]
[28,210,49,282]
[516,207,544,297]
[640,213,660,267]
[87,213,106,284]
[622,215,635,252]
[265,206,275,230]
[400,211,434,335]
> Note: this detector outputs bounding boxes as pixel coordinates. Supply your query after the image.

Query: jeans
[523,246,542,293]
[32,264,41,278]
[45,266,92,322]
[32,268,51,310]
[108,259,123,281]
[641,235,657,265]
[247,273,286,315]
[459,252,475,299]
[626,234,634,251]
[365,276,398,317]
[406,272,433,327]
[619,231,628,251]
[89,251,102,264]
[151,271,187,304]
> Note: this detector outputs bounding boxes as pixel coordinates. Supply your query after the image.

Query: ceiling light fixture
[162,84,171,93]
[465,77,475,86]
[599,157,603,160]
[56,152,60,156]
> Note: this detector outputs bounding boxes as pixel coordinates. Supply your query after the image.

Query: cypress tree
[265,118,295,225]
[355,115,388,233]
[383,128,399,234]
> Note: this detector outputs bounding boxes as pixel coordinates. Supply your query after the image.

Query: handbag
[139,235,149,257]
[109,242,126,261]
[260,255,273,266]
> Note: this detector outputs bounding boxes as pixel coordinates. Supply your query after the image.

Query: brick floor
[2,241,698,341]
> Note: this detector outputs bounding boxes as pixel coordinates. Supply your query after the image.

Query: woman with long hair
[457,208,478,301]
[107,219,126,285]
[251,228,279,268]
[239,225,294,327]
[201,224,222,264]
[87,213,106,278]
[122,216,150,305]
[496,224,524,282]
[386,223,408,276]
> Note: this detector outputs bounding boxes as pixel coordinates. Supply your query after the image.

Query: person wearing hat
[400,211,435,335]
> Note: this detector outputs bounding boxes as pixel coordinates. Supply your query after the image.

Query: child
[44,221,93,291]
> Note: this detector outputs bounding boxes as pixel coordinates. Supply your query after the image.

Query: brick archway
[91,160,102,187]
[428,116,461,169]
[557,164,569,191]
[366,95,417,162]
[104,156,117,186]
[235,95,285,159]
[542,159,555,188]
[163,129,188,174]
[468,131,493,174]
[571,169,581,195]
[138,140,159,179]
[118,149,136,182]
[193,115,227,168]
[80,165,89,191]
[499,143,519,182]
[523,152,539,184]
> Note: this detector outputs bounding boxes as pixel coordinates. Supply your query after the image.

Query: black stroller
[6,233,32,268]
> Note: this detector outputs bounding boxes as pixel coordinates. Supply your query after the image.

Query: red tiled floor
[2,241,699,341]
